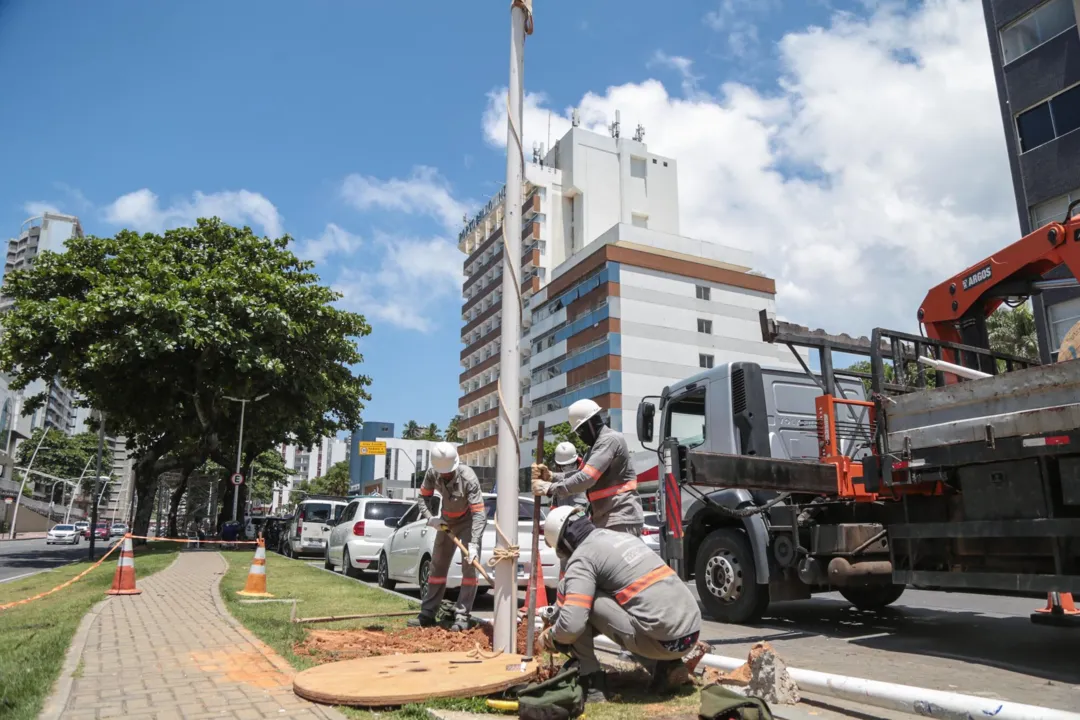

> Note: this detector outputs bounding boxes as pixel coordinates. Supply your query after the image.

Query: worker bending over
[532,399,643,535]
[551,441,588,509]
[537,506,702,702]
[408,442,487,632]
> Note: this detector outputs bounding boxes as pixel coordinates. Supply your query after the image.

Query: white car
[642,512,662,554]
[325,498,413,577]
[46,524,81,545]
[377,494,559,596]
[281,496,349,558]
[110,523,129,537]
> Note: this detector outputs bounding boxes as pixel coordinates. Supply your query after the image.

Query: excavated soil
[294,622,534,665]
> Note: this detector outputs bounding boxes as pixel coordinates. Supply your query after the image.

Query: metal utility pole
[224,394,269,523]
[9,426,50,539]
[67,456,94,524]
[89,415,105,560]
[493,0,533,655]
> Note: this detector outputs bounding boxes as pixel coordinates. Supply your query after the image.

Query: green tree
[296,460,350,498]
[248,449,290,503]
[0,218,371,540]
[540,422,590,466]
[402,421,422,440]
[14,428,113,498]
[421,423,442,441]
[987,304,1038,359]
[845,360,937,397]
[445,415,462,443]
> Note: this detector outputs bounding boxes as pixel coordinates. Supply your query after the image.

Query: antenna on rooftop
[610,110,620,139]
[532,143,542,164]
[633,124,645,142]
[571,108,580,127]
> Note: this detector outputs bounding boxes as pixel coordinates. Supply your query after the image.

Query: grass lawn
[219,551,707,719]
[0,542,179,720]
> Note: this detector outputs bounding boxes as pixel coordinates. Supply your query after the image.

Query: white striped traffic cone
[237,537,274,598]
[106,535,141,596]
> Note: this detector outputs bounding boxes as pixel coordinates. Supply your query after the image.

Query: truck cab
[637,361,868,623]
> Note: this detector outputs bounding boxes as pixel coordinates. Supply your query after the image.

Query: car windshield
[365,502,411,520]
[54,525,74,531]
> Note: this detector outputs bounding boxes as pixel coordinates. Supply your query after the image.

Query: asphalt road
[333,567,1080,713]
[0,536,111,583]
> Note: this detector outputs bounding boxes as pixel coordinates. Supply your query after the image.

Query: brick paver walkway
[52,552,341,720]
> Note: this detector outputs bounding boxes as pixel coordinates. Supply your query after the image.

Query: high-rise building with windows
[456,123,797,470]
[979,1,1080,359]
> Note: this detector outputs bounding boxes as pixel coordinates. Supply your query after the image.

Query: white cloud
[334,232,464,333]
[482,0,1017,336]
[294,223,363,264]
[23,201,61,217]
[647,51,702,96]
[704,0,779,58]
[341,166,472,234]
[102,188,284,238]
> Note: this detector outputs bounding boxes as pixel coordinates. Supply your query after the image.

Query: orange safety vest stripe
[469,503,486,513]
[562,593,593,609]
[614,565,675,604]
[443,508,467,518]
[587,479,638,502]
[581,464,601,481]
[419,487,434,497]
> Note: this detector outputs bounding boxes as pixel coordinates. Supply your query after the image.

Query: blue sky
[0,0,1018,435]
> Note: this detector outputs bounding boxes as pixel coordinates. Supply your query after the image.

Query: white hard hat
[543,505,582,550]
[430,442,460,474]
[554,441,579,466]
[567,398,602,432]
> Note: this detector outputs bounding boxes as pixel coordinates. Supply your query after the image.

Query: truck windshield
[666,388,706,447]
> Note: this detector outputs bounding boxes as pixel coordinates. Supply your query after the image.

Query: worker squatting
[407,399,703,703]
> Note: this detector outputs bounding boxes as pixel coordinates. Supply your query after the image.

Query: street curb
[38,597,110,720]
[210,552,348,720]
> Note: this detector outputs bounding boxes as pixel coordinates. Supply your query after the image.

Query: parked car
[93,523,110,540]
[110,523,129,537]
[46,524,81,545]
[74,521,90,537]
[377,494,559,597]
[641,512,661,554]
[280,496,349,558]
[325,498,413,577]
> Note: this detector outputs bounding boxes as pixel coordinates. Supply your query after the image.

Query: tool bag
[509,664,585,720]
[699,685,774,720]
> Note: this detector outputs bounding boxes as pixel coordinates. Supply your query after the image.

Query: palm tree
[445,415,463,443]
[987,305,1038,359]
[421,423,442,441]
[402,420,422,440]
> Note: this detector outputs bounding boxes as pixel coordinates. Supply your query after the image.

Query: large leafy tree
[248,449,290,503]
[987,304,1038,359]
[421,423,442,441]
[401,421,422,440]
[14,428,113,499]
[541,422,590,466]
[0,218,371,539]
[295,460,350,497]
[445,415,462,443]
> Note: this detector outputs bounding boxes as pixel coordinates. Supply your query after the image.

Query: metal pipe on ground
[594,637,1078,720]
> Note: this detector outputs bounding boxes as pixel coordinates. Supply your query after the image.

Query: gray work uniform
[548,426,643,534]
[552,461,588,509]
[553,529,701,675]
[417,464,488,622]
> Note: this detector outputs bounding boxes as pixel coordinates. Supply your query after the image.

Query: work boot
[448,615,471,632]
[580,671,608,703]
[648,659,689,694]
[407,614,437,628]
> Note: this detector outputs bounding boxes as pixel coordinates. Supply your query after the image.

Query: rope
[486,520,521,569]
[467,642,504,660]
[512,0,534,35]
[0,537,124,611]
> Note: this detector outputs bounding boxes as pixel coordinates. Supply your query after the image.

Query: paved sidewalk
[46,551,342,720]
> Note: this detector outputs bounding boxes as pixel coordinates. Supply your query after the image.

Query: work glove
[531,464,552,496]
[428,517,448,532]
[536,626,557,654]
[467,544,480,564]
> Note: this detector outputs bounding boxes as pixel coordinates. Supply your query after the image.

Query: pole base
[237,590,274,598]
[1030,610,1080,627]
[106,588,142,596]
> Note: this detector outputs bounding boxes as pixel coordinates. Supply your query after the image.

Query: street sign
[357,441,387,455]
[231,473,244,486]
[3,497,11,504]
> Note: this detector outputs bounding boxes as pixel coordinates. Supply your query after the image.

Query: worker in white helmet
[536,506,702,702]
[532,399,643,535]
[408,442,488,631]
[551,441,588,509]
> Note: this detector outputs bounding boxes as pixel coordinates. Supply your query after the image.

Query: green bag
[699,684,775,720]
[510,665,586,720]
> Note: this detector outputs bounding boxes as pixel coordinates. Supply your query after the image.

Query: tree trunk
[166,471,190,538]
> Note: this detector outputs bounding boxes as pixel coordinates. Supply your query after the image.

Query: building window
[630,156,648,179]
[1017,83,1080,153]
[699,354,715,369]
[1049,296,1080,359]
[697,319,713,334]
[696,285,711,301]
[1001,0,1075,65]
[631,214,648,228]
[1030,187,1080,228]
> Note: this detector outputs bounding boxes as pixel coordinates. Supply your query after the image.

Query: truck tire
[839,584,905,611]
[695,528,769,624]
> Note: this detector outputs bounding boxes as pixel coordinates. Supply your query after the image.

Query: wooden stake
[294,610,419,625]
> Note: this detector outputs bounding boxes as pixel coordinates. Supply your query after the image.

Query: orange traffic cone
[527,559,549,608]
[106,535,141,596]
[1031,592,1080,626]
[237,537,273,598]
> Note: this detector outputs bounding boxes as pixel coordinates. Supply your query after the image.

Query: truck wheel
[839,584,905,611]
[695,528,769,624]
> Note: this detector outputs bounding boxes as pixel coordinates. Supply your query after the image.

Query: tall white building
[456,123,797,470]
[271,435,350,510]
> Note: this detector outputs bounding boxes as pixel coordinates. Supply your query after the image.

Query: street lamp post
[66,456,95,524]
[47,478,75,521]
[223,394,269,523]
[89,414,106,560]
[8,427,50,539]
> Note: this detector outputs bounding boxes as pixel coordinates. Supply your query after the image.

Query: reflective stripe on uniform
[428,576,447,584]
[614,564,675,604]
[587,479,638,502]
[461,577,478,586]
[420,487,435,497]
[556,591,565,606]
[562,593,592,609]
[443,508,467,518]
[581,464,601,481]
[470,503,485,513]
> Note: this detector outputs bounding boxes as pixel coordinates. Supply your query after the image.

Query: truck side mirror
[637,402,655,444]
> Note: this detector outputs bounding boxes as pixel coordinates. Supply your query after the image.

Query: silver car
[46,524,81,545]
[642,512,662,554]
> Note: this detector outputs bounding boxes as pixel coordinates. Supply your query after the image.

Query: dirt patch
[294,620,535,664]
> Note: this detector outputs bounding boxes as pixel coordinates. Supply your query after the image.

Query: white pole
[493,0,530,655]
[67,456,94,524]
[3,392,20,479]
[8,427,50,538]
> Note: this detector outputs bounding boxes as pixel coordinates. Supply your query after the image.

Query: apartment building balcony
[459,379,499,409]
[461,352,500,380]
[462,302,501,336]
[458,434,498,455]
[459,406,498,432]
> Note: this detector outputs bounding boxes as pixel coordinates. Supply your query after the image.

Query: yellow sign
[357,441,387,455]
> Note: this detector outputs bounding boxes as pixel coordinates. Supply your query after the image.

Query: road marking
[0,570,46,584]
